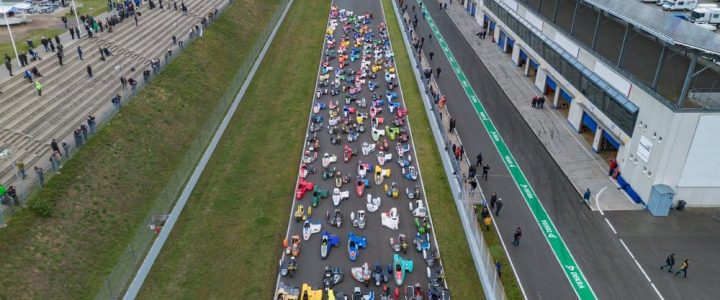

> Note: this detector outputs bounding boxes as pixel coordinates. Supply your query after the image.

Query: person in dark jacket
[660,253,675,272]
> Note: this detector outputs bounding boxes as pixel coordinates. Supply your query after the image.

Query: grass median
[477,210,523,299]
[136,0,327,298]
[0,0,283,298]
[381,0,483,298]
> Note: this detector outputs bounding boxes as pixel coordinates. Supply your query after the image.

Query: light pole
[70,0,82,35]
[0,0,21,69]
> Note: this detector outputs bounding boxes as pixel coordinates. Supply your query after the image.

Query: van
[662,0,698,11]
[691,7,720,24]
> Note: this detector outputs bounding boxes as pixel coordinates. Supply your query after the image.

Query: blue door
[490,21,496,30]
[529,59,538,69]
[471,3,477,16]
[507,37,515,49]
[545,76,557,90]
[498,31,506,50]
[603,131,620,149]
[560,89,573,103]
[582,112,598,133]
[519,49,527,61]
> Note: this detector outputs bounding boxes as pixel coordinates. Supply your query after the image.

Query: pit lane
[274,0,448,298]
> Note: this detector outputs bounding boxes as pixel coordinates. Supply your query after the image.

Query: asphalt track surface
[407,1,659,299]
[275,0,445,297]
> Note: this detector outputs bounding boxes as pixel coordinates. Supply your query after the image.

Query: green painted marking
[416,1,596,299]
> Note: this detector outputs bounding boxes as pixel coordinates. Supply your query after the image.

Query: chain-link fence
[93,1,291,297]
[391,0,507,299]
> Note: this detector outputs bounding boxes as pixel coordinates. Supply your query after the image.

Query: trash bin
[676,200,687,211]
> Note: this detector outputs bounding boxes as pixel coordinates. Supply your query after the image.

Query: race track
[274,0,449,298]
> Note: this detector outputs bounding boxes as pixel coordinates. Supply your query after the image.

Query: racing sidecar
[352,287,375,300]
[276,282,299,300]
[351,210,367,229]
[335,172,351,188]
[381,207,400,230]
[366,193,381,212]
[280,257,298,278]
[396,142,410,157]
[356,176,369,197]
[295,205,312,222]
[284,235,301,257]
[373,262,389,287]
[322,153,338,168]
[299,163,316,179]
[401,166,418,181]
[361,142,376,156]
[303,219,322,241]
[384,181,399,199]
[376,151,392,166]
[357,161,372,178]
[415,216,431,235]
[348,232,367,261]
[300,283,323,300]
[409,199,427,218]
[413,232,430,254]
[390,234,408,254]
[405,185,421,200]
[391,254,414,286]
[327,208,343,228]
[397,155,412,168]
[322,266,344,291]
[351,262,371,286]
[296,179,315,200]
[312,186,329,207]
[371,127,385,142]
[343,144,357,162]
[322,166,336,180]
[374,165,391,185]
[386,126,400,141]
[321,231,341,259]
[332,188,350,207]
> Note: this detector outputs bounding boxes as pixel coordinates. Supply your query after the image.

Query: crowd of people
[1,0,221,213]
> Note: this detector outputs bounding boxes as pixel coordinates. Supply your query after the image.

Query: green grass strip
[0,0,283,298]
[381,0,483,298]
[136,0,328,298]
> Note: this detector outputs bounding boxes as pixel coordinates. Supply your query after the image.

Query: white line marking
[595,186,607,215]
[603,218,617,235]
[619,238,651,283]
[651,283,665,300]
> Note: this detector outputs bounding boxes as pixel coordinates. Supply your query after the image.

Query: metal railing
[391,0,508,299]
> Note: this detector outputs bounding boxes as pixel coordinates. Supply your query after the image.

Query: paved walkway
[444,3,639,211]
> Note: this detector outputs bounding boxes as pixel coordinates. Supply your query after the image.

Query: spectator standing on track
[120,76,127,89]
[23,70,32,83]
[468,165,477,178]
[449,117,456,133]
[512,227,522,247]
[476,152,483,167]
[429,51,434,61]
[674,259,689,278]
[77,46,83,60]
[436,67,442,78]
[660,253,675,272]
[496,261,502,278]
[49,153,60,172]
[483,215,492,231]
[495,197,503,216]
[70,27,76,39]
[583,188,591,205]
[62,16,68,28]
[75,27,81,39]
[80,124,88,142]
[15,160,27,179]
[490,192,497,209]
[468,178,478,195]
[482,164,490,180]
[87,65,93,78]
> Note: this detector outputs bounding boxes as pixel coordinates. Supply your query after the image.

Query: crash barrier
[0,2,228,226]
[390,0,508,299]
[90,1,292,298]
